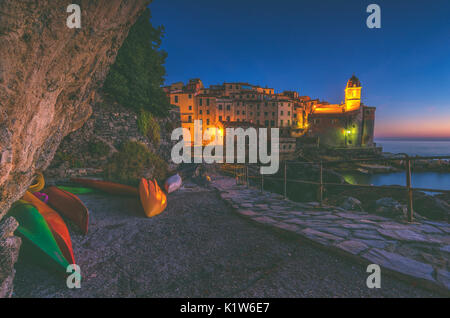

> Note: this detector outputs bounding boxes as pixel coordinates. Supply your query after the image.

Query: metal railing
[221,154,450,222]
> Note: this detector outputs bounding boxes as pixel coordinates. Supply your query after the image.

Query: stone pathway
[211,175,450,293]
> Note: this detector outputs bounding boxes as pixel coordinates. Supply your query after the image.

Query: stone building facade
[165,75,376,149]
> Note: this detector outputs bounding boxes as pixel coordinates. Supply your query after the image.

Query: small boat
[23,191,76,265]
[44,186,89,235]
[139,178,167,218]
[8,201,70,273]
[71,178,138,196]
[28,171,45,192]
[164,173,182,194]
[57,186,100,195]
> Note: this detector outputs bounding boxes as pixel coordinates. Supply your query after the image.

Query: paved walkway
[211,176,450,293]
[13,181,443,297]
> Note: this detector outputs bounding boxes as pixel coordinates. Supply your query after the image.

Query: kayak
[28,171,45,192]
[71,178,138,196]
[44,186,89,235]
[23,191,76,265]
[164,173,182,194]
[139,178,167,218]
[57,186,100,195]
[8,201,70,273]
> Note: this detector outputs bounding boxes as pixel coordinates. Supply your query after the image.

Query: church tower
[344,75,361,111]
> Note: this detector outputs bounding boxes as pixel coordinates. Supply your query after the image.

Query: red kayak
[44,186,89,235]
[23,191,76,265]
[71,178,138,196]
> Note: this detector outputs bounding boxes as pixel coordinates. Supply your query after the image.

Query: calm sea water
[343,139,450,191]
[375,139,450,157]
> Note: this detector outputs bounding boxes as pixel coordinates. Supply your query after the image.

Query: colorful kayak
[71,178,138,196]
[28,171,45,192]
[23,191,76,265]
[139,178,167,218]
[8,201,70,273]
[57,186,100,195]
[44,186,89,235]
[164,173,182,194]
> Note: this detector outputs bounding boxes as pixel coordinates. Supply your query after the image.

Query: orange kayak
[44,186,89,235]
[139,178,167,218]
[71,178,138,196]
[23,191,76,265]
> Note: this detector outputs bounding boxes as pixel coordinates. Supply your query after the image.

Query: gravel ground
[13,183,443,297]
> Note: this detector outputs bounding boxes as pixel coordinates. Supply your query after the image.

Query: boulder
[340,197,363,212]
[375,197,407,219]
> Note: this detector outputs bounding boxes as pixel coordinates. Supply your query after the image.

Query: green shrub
[137,109,161,144]
[104,141,167,186]
[88,140,110,157]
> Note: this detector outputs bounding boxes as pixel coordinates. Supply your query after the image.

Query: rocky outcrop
[0,217,21,298]
[0,0,149,297]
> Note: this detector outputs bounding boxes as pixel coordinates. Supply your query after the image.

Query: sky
[150,0,450,139]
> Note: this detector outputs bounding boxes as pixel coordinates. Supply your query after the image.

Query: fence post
[319,161,324,206]
[406,157,414,222]
[284,161,287,199]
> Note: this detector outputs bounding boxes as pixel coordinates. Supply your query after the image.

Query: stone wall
[46,98,180,181]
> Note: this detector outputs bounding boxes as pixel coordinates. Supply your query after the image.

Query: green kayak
[8,201,70,273]
[57,186,100,195]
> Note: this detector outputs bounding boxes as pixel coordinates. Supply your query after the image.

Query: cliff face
[0,0,149,220]
[0,0,149,297]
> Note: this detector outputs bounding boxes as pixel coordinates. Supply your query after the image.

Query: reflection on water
[343,172,450,191]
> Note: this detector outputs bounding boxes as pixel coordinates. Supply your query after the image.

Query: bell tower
[344,75,361,111]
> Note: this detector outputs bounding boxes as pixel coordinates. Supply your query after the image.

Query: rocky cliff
[0,0,149,297]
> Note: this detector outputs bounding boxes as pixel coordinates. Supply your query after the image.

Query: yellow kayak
[139,178,167,218]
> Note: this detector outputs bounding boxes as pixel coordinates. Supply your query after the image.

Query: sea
[342,139,450,191]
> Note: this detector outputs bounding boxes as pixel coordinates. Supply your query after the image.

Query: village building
[165,75,376,149]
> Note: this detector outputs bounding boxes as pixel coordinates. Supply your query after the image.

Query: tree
[103,8,169,116]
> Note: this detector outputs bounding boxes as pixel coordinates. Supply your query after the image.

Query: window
[199,110,203,114]
[219,116,222,121]
[199,99,203,106]
[242,111,246,115]
[188,115,192,123]
[207,110,210,115]
[226,116,230,121]
[188,106,192,110]
[288,111,290,116]
[174,96,179,103]
[226,105,231,111]
[280,120,283,126]
[271,120,275,126]
[218,105,223,110]
[206,99,210,106]
[287,120,290,125]
[237,111,240,115]
[265,120,269,126]
[206,119,210,125]
[272,112,275,116]
[281,111,284,116]
[257,120,260,125]
[188,94,192,99]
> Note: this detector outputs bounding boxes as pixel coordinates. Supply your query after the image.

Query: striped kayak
[8,201,70,273]
[23,191,76,265]
[71,178,138,196]
[44,186,89,235]
[57,186,100,195]
[139,178,167,218]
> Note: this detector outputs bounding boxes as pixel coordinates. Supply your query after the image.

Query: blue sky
[150,0,450,138]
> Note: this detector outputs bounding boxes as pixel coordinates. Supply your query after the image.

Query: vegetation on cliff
[104,141,168,186]
[103,8,169,117]
[137,110,161,144]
